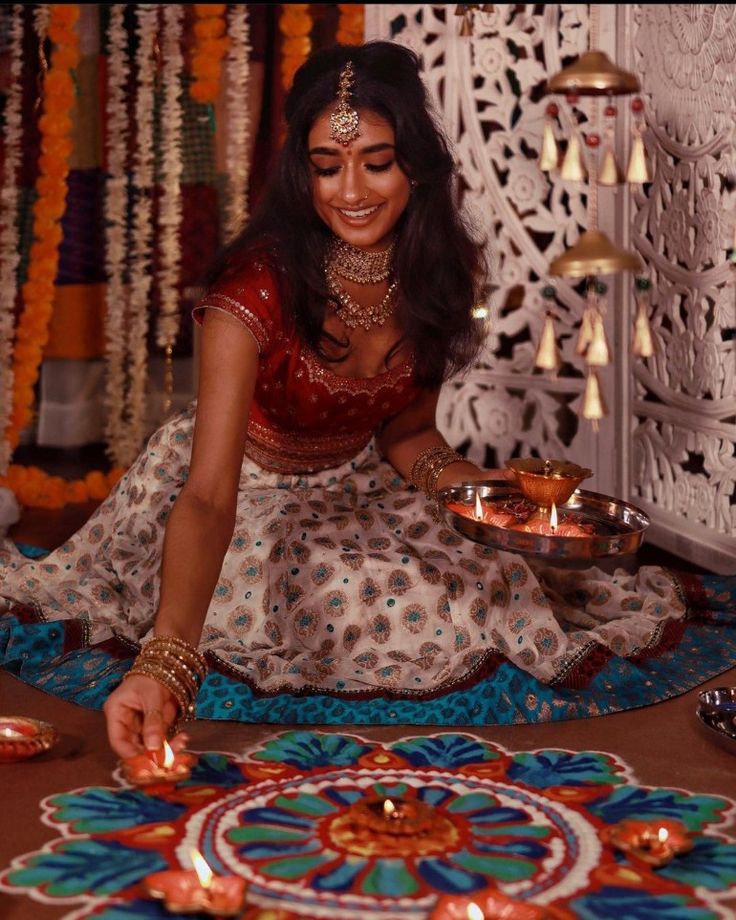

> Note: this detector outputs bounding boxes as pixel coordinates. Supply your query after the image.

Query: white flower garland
[0,5,24,474]
[155,3,184,353]
[102,4,131,467]
[122,3,158,466]
[224,4,252,243]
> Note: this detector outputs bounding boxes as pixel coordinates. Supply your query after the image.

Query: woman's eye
[312,165,340,177]
[365,161,394,173]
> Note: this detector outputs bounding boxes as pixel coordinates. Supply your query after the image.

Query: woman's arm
[377,387,510,492]
[105,309,259,756]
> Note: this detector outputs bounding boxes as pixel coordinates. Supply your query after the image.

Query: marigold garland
[280,4,312,91]
[337,4,364,45]
[5,4,80,454]
[0,465,124,511]
[223,4,252,243]
[190,4,231,104]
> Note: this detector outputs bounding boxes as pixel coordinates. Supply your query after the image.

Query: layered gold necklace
[325,237,397,331]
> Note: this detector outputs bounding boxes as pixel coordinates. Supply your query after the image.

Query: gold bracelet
[125,659,195,720]
[144,636,208,680]
[410,446,461,494]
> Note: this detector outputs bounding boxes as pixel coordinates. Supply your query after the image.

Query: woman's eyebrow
[308,142,396,157]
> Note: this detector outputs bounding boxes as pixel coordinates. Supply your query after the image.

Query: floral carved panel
[366,5,621,490]
[629,4,736,566]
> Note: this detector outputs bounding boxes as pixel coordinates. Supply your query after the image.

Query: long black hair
[207,40,489,388]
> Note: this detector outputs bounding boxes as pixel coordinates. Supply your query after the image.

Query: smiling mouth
[337,205,380,219]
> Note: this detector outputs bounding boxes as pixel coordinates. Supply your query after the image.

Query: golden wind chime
[534,11,656,430]
[454,5,494,37]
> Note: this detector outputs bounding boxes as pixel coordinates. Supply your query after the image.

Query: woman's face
[308,108,411,251]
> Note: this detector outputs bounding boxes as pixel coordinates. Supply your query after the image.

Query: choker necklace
[325,262,398,331]
[327,236,395,285]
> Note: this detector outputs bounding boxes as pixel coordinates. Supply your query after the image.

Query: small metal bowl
[0,716,59,763]
[697,688,736,719]
[696,689,736,755]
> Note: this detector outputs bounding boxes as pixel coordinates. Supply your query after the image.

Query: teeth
[339,206,378,218]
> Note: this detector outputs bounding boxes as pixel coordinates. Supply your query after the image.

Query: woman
[0,42,731,757]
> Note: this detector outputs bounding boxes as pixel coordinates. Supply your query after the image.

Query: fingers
[104,676,181,758]
[142,708,166,752]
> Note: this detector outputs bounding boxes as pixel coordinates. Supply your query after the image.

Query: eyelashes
[311,161,395,177]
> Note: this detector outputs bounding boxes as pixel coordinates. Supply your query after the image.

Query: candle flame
[190,848,213,888]
[383,799,396,818]
[657,827,669,844]
[466,903,485,920]
[162,740,175,769]
[550,502,558,533]
[474,492,483,521]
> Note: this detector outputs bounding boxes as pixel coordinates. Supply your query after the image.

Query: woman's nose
[340,165,368,204]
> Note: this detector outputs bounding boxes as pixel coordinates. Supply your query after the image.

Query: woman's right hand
[103,673,188,759]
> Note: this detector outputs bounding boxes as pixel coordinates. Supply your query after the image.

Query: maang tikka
[329,61,360,146]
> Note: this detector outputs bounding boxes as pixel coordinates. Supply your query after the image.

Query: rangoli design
[1,731,736,918]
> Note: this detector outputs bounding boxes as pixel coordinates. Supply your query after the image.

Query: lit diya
[0,716,59,763]
[446,493,592,537]
[144,847,246,916]
[601,818,694,868]
[121,739,198,786]
[430,886,550,919]
[329,795,458,859]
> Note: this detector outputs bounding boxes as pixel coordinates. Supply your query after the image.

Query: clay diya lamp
[446,492,522,529]
[350,795,438,836]
[0,716,59,763]
[144,847,246,916]
[121,739,198,786]
[601,818,694,868]
[430,885,550,919]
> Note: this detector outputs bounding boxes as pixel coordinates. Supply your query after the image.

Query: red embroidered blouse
[193,259,420,473]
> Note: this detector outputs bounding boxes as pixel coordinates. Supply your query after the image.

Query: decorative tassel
[581,370,607,431]
[560,132,587,182]
[576,307,595,356]
[632,299,655,357]
[534,313,560,372]
[626,131,650,184]
[598,144,624,186]
[585,313,610,366]
[539,120,559,171]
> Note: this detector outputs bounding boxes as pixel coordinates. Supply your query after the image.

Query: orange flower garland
[0,466,124,511]
[337,4,364,45]
[6,4,80,452]
[279,4,312,91]
[190,4,231,104]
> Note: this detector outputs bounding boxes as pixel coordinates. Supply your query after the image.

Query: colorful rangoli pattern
[1,731,736,918]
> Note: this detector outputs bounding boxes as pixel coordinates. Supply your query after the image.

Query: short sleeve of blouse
[191,260,280,354]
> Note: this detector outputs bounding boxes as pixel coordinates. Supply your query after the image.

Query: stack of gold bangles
[410,445,465,500]
[124,636,208,724]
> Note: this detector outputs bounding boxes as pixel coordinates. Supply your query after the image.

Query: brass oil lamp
[506,458,592,529]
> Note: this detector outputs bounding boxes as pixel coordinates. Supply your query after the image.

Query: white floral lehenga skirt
[0,400,697,722]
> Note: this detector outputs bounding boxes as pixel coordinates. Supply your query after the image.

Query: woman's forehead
[308,108,395,147]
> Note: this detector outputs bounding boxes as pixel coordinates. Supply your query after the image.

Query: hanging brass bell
[539,120,559,171]
[632,299,655,357]
[534,313,560,371]
[585,313,610,366]
[626,132,651,183]
[581,369,608,426]
[459,12,474,36]
[598,144,624,186]
[560,133,587,182]
[576,307,594,356]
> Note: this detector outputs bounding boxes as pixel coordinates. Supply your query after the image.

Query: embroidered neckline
[301,345,415,392]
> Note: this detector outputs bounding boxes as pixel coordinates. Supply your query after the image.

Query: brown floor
[2,667,736,919]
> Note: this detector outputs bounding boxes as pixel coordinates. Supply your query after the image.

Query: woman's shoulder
[193,246,286,353]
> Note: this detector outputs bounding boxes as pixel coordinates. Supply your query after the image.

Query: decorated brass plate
[438,483,650,562]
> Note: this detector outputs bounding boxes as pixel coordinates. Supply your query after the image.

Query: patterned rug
[2,731,736,919]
